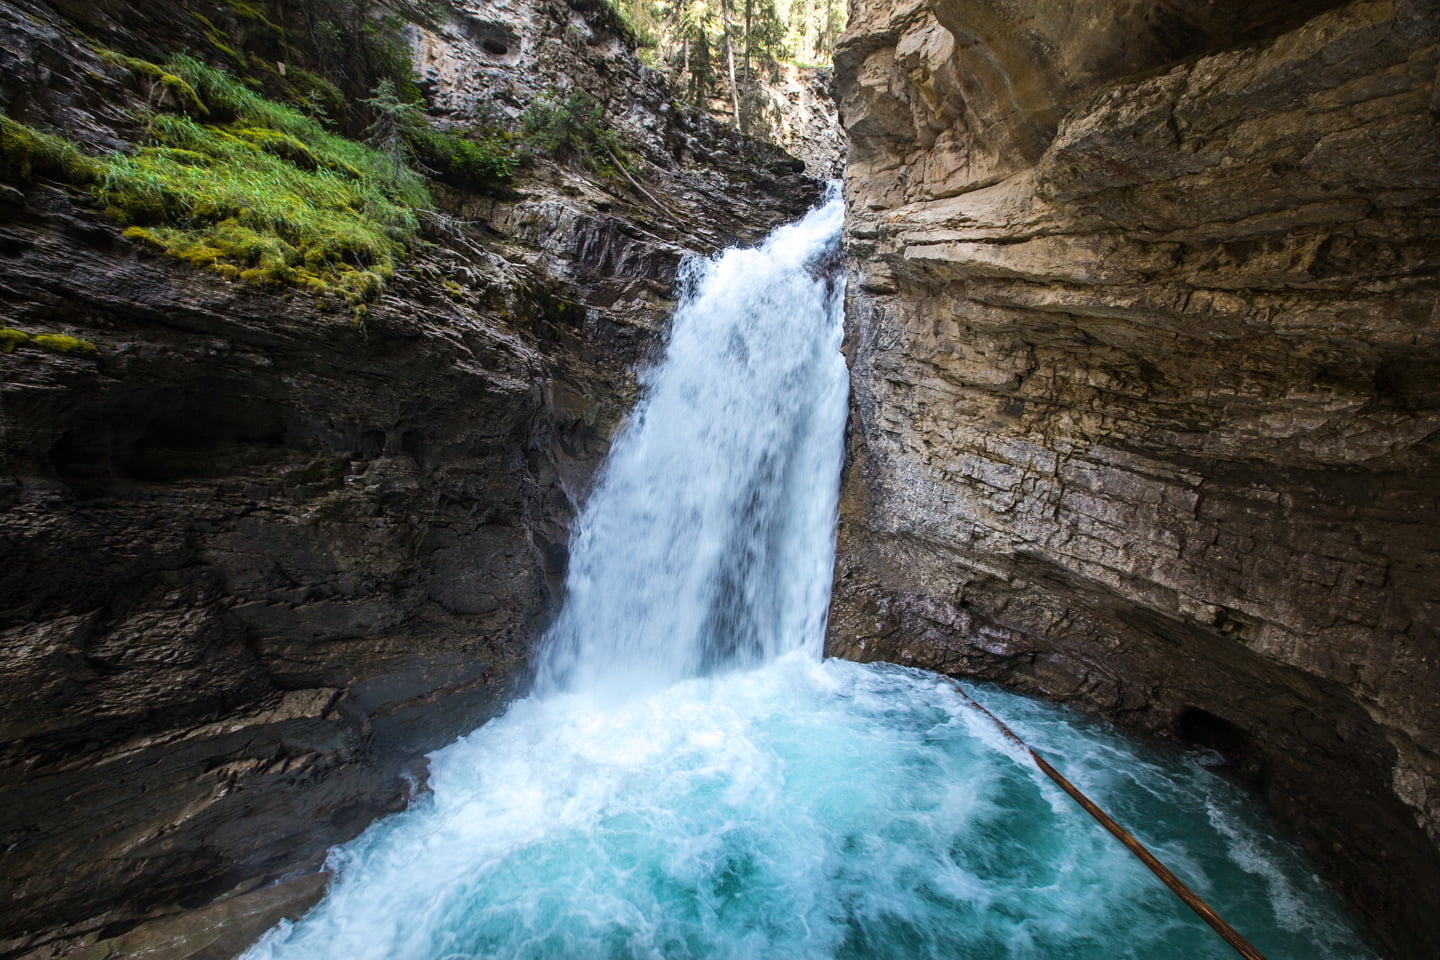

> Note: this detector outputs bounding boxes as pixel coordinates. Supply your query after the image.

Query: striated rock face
[0,1,819,955]
[830,0,1440,955]
[409,0,825,248]
[734,64,849,178]
[412,12,847,179]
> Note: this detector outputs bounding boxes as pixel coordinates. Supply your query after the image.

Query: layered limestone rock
[0,1,818,955]
[723,63,848,177]
[830,0,1440,955]
[413,4,847,177]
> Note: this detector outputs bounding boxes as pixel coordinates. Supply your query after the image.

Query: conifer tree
[607,0,845,129]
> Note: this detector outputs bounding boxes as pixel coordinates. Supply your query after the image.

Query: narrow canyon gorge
[0,0,1435,958]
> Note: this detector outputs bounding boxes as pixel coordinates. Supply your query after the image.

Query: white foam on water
[243,189,1378,960]
[1204,794,1312,934]
[246,659,1377,960]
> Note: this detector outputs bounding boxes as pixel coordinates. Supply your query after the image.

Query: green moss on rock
[0,327,29,352]
[0,115,101,183]
[5,54,435,304]
[33,333,98,354]
[97,49,208,115]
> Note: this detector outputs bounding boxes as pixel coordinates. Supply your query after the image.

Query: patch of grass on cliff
[0,327,98,355]
[0,115,101,183]
[103,112,420,299]
[4,56,434,303]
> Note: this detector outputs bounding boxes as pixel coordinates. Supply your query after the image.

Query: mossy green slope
[3,55,437,303]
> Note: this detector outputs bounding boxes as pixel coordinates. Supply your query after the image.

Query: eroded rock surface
[830,0,1440,955]
[732,63,848,177]
[0,0,819,955]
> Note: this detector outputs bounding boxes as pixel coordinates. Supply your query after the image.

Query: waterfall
[244,192,1376,960]
[536,188,848,698]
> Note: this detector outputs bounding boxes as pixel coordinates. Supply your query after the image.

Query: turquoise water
[245,190,1374,960]
[246,655,1375,960]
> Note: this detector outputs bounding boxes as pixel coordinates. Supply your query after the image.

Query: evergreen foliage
[609,0,846,132]
[410,127,519,188]
[361,78,519,190]
[521,89,627,172]
[360,78,427,181]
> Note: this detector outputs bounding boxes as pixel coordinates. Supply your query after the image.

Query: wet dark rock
[71,873,330,960]
[0,0,820,956]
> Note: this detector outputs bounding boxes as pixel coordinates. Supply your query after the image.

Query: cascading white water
[535,190,848,698]
[244,191,1377,960]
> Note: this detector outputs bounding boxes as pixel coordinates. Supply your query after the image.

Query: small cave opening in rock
[401,428,432,470]
[122,399,286,482]
[459,18,517,57]
[1175,706,1254,771]
[357,429,387,460]
[48,425,114,492]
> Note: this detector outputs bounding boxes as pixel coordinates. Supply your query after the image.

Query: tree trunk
[743,0,752,87]
[801,0,815,62]
[720,0,740,127]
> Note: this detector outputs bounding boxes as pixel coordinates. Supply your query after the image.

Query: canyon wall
[0,1,819,955]
[829,0,1440,955]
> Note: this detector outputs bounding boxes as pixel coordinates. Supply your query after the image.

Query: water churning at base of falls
[245,192,1376,960]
